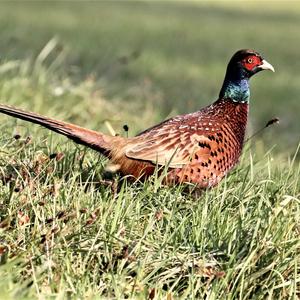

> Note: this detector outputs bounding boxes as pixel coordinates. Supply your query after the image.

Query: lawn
[0,1,299,299]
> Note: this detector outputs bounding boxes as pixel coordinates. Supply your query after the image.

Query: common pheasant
[0,49,274,188]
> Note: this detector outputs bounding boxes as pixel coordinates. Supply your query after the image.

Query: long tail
[0,104,115,155]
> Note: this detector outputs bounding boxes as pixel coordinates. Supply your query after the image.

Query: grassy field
[0,1,299,299]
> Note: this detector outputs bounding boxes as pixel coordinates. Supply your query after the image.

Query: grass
[0,2,299,299]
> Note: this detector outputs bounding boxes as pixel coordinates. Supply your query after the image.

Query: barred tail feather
[0,104,113,155]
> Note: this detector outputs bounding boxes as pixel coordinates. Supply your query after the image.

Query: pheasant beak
[259,59,275,72]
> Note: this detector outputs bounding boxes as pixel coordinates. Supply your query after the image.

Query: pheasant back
[121,99,248,187]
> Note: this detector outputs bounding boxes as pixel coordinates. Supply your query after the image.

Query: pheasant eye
[247,58,253,64]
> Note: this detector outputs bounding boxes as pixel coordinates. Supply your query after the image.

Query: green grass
[0,2,299,299]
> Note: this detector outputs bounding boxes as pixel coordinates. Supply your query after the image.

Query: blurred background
[0,1,299,156]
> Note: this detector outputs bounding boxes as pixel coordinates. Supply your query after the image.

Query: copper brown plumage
[0,49,274,188]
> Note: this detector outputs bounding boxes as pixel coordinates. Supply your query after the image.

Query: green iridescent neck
[219,62,251,103]
[220,78,250,103]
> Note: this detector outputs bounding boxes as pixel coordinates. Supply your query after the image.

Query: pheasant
[0,49,274,188]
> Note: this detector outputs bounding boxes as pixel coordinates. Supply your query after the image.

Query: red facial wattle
[243,56,262,71]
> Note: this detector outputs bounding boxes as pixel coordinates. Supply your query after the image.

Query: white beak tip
[260,59,275,72]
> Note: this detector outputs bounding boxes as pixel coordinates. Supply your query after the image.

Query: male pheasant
[0,49,274,188]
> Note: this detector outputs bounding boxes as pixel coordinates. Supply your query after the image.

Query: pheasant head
[220,49,275,103]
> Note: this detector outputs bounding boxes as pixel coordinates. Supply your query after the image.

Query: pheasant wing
[125,127,212,168]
